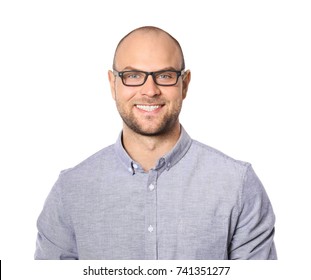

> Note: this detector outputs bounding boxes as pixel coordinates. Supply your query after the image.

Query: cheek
[169,90,184,105]
[115,87,136,103]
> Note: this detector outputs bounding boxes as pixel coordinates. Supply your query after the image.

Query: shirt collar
[114,126,192,175]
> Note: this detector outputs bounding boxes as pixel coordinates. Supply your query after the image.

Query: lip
[135,104,164,113]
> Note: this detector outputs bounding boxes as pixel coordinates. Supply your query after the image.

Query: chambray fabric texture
[35,127,277,260]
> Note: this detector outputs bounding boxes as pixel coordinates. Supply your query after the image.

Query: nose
[140,75,161,97]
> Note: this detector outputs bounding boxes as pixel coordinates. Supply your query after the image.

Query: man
[35,26,277,260]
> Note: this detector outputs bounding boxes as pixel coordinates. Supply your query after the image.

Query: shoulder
[58,144,116,181]
[189,140,267,208]
[190,139,250,171]
[49,144,118,201]
[187,139,254,195]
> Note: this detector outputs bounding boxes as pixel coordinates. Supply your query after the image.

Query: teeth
[136,105,161,112]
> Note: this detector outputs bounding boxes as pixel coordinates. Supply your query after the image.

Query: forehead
[114,31,182,70]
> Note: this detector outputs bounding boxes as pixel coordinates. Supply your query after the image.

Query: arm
[229,165,277,260]
[35,176,78,260]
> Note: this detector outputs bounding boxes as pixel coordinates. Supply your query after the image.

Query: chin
[122,115,179,137]
[128,123,170,137]
[135,128,165,137]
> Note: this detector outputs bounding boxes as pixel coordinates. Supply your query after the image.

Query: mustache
[133,97,166,105]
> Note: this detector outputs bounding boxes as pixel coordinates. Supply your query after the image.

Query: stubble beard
[116,100,182,137]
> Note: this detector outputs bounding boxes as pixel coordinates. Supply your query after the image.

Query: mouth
[135,104,163,112]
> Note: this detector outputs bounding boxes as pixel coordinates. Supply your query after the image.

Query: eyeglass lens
[122,71,179,86]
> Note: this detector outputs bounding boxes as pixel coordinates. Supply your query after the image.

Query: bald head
[112,26,185,71]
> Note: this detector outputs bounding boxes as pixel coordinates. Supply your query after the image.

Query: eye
[156,72,175,80]
[124,72,143,79]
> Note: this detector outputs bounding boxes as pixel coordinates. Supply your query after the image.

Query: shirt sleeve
[34,175,78,260]
[229,165,277,260]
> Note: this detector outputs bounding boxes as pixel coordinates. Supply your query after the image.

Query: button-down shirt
[35,127,277,260]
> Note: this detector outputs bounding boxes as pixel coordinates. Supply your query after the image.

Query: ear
[108,70,116,100]
[182,70,191,99]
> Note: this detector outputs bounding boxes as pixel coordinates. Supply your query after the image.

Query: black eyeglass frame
[113,69,185,87]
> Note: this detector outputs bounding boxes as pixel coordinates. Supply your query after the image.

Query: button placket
[144,170,158,259]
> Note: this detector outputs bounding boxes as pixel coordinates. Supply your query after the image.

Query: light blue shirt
[35,127,277,259]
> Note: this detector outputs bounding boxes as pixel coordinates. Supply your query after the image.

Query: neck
[122,124,181,171]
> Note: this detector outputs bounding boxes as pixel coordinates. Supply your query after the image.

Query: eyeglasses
[113,69,185,86]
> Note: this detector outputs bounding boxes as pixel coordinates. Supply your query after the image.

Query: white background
[0,0,310,278]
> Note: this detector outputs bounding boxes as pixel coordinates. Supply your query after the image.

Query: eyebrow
[118,66,180,72]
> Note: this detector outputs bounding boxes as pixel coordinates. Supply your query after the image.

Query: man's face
[108,31,190,136]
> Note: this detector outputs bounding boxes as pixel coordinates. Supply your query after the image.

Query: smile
[135,105,162,112]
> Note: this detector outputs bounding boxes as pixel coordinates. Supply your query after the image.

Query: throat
[122,124,181,171]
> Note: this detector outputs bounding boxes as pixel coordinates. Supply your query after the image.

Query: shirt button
[166,162,171,170]
[148,225,154,232]
[133,163,138,169]
[149,184,155,191]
